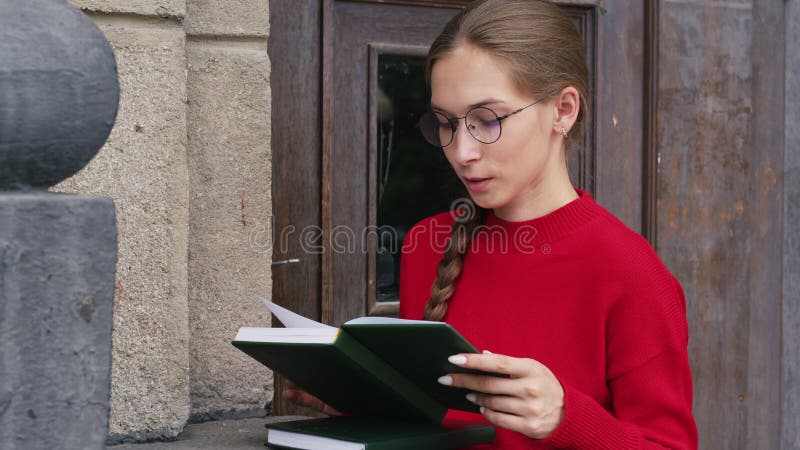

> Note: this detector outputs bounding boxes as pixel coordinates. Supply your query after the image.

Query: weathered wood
[658,2,751,447]
[746,2,784,448]
[562,5,598,197]
[782,2,799,449]
[270,5,800,448]
[656,1,789,447]
[594,0,645,233]
[268,0,325,418]
[321,0,335,326]
[347,0,603,6]
[643,0,659,246]
[326,1,460,326]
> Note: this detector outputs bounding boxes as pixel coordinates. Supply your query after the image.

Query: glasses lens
[419,111,452,147]
[466,107,501,144]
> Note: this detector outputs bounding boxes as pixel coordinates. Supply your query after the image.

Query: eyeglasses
[418,97,546,148]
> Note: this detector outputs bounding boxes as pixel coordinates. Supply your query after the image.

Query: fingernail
[480,406,485,414]
[482,350,492,354]
[437,375,453,386]
[466,393,476,403]
[448,354,468,365]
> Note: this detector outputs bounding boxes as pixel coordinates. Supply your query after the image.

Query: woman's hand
[282,379,343,416]
[438,351,565,439]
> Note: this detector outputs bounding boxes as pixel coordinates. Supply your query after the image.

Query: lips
[463,176,492,192]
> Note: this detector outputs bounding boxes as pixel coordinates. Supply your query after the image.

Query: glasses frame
[420,96,548,148]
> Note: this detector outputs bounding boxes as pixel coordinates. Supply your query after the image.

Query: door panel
[270,0,649,417]
[323,1,612,326]
[322,2,463,327]
[270,4,796,448]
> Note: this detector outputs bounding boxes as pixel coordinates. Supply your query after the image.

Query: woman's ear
[552,86,580,136]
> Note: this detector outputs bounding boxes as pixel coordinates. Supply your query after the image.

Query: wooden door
[269,0,651,417]
[321,0,649,324]
[269,2,799,447]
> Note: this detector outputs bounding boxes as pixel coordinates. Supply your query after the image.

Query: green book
[265,416,495,450]
[232,300,501,423]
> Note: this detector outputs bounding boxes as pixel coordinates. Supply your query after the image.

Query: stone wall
[55,0,273,442]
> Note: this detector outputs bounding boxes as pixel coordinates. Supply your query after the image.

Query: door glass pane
[375,54,463,302]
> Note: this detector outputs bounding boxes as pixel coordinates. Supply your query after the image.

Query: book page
[261,297,335,329]
[268,429,364,450]
[235,327,338,344]
[344,316,438,325]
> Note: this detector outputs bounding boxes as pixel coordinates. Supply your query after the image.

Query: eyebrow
[430,98,506,114]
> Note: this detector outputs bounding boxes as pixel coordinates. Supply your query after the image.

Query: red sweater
[399,188,698,449]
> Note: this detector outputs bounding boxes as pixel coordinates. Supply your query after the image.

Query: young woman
[285,1,698,448]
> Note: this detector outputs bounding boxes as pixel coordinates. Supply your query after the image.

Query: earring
[561,127,568,138]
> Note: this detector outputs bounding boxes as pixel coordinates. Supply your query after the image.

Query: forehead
[430,44,524,112]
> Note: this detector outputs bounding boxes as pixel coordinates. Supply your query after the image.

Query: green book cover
[232,300,498,422]
[341,321,490,413]
[233,327,447,422]
[264,416,495,450]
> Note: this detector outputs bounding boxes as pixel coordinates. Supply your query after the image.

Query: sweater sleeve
[537,261,697,449]
[535,346,697,449]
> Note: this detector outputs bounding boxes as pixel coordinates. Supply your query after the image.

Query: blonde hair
[422,0,589,321]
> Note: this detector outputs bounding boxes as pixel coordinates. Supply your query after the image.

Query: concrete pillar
[0,1,120,447]
[185,0,274,422]
[61,0,191,443]
[57,0,274,441]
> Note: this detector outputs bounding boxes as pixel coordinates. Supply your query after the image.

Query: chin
[468,193,504,212]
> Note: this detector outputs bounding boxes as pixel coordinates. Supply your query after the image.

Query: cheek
[497,131,545,171]
[493,135,549,186]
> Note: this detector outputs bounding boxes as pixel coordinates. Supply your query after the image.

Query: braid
[423,206,488,321]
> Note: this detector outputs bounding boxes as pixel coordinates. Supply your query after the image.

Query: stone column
[61,0,192,442]
[184,0,274,422]
[0,1,120,448]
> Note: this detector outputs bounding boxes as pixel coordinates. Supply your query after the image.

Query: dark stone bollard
[0,194,118,449]
[0,0,119,190]
[0,0,120,448]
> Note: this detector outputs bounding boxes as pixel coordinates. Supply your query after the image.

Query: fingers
[466,393,525,415]
[282,388,322,410]
[448,353,540,378]
[441,371,518,395]
[283,388,342,416]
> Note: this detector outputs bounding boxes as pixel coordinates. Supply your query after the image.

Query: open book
[232,299,496,423]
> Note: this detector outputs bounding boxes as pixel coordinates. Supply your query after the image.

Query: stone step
[110,416,308,450]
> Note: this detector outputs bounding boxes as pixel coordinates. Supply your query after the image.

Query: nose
[448,119,482,165]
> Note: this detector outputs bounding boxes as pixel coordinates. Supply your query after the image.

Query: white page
[261,297,335,329]
[268,429,364,450]
[234,327,338,344]
[344,316,438,325]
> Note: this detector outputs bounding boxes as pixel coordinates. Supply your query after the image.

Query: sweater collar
[481,187,600,248]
